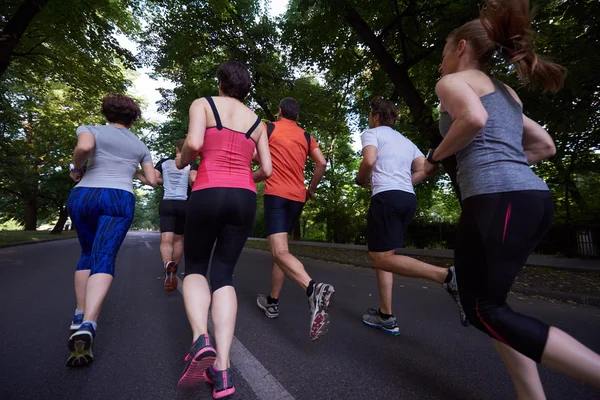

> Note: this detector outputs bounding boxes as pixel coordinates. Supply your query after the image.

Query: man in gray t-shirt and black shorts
[153,139,197,292]
[356,97,466,336]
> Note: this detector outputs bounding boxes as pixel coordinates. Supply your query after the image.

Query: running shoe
[178,333,217,388]
[256,294,279,318]
[308,282,335,341]
[66,322,95,367]
[70,312,84,332]
[443,266,469,327]
[362,308,400,335]
[164,261,178,292]
[206,365,236,399]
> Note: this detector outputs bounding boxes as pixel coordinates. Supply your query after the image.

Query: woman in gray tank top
[423,0,600,395]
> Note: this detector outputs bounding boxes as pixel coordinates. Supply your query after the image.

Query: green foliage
[0,0,142,229]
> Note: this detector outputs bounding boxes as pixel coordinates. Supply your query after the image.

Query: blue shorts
[67,187,135,276]
[264,195,305,236]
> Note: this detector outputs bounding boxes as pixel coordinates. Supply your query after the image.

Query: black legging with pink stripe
[455,190,554,362]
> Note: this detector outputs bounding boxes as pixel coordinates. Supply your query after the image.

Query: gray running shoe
[443,266,469,327]
[308,283,335,341]
[256,294,279,318]
[362,308,400,336]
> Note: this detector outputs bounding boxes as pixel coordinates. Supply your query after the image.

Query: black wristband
[426,149,440,164]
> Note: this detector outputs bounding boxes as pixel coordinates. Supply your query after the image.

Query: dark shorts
[367,190,416,252]
[159,200,187,235]
[264,195,305,236]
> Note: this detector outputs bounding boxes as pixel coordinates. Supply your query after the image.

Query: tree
[283,0,476,194]
[1,0,142,230]
[0,0,49,77]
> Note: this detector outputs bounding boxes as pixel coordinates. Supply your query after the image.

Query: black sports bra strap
[245,117,262,139]
[204,96,223,130]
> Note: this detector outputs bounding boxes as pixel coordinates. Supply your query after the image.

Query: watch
[70,163,83,172]
[426,149,440,164]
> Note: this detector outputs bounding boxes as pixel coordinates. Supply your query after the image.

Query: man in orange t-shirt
[256,97,334,341]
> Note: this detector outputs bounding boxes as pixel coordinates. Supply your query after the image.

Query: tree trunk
[342,4,460,199]
[51,205,68,234]
[0,0,49,78]
[23,192,37,231]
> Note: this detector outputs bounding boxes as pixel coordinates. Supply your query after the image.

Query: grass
[0,230,78,245]
[244,239,600,300]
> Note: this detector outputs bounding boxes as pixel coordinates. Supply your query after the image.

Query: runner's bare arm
[306,147,327,200]
[252,127,272,183]
[179,99,206,168]
[356,145,376,187]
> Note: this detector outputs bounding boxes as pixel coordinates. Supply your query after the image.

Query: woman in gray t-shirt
[65,94,157,367]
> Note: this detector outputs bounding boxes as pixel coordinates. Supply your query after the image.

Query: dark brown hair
[449,0,566,93]
[101,93,142,126]
[279,97,300,121]
[175,139,185,152]
[216,61,252,101]
[370,97,398,127]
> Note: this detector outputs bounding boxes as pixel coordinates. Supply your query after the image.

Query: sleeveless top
[193,97,259,193]
[439,78,548,201]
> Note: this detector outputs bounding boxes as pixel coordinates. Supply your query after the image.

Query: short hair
[101,93,142,126]
[370,97,398,127]
[216,61,252,101]
[279,97,300,121]
[175,139,185,152]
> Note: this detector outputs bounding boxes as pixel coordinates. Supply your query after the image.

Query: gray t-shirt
[75,125,153,193]
[155,158,198,201]
[438,78,548,201]
[361,126,424,196]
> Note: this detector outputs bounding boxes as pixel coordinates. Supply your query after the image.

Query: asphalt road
[1,231,599,399]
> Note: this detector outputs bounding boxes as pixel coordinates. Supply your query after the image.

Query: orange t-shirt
[264,119,318,202]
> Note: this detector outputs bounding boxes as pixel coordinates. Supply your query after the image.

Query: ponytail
[479,0,566,93]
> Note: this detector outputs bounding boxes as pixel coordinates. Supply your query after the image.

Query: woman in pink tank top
[174,61,271,398]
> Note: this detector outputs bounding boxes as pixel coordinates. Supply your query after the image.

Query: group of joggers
[64,1,600,398]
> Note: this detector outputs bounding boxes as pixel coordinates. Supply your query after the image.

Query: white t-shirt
[360,126,424,196]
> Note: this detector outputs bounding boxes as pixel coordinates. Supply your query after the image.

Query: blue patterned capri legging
[67,187,135,276]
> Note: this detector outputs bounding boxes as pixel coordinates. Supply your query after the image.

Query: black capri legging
[456,190,554,363]
[184,188,256,291]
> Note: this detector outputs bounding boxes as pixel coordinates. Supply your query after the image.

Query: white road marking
[144,242,152,249]
[176,276,294,400]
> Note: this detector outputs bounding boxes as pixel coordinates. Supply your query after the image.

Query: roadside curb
[510,287,600,307]
[244,244,600,308]
[246,238,600,272]
[0,236,77,249]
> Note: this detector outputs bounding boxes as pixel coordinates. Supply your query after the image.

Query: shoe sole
[445,269,470,328]
[362,320,401,336]
[178,347,217,388]
[256,298,278,319]
[66,331,94,367]
[206,374,236,399]
[164,263,178,292]
[310,286,335,341]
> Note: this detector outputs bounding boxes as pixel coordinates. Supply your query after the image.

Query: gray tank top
[155,158,196,201]
[75,125,153,193]
[439,78,548,201]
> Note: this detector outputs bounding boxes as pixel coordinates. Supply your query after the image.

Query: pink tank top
[192,97,260,193]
